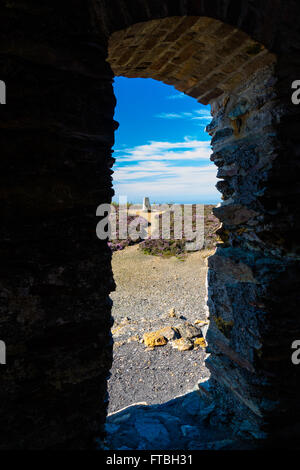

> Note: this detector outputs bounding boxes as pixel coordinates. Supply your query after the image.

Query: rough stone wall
[0,0,299,449]
[107,15,300,446]
[204,16,300,446]
[0,1,116,449]
[205,63,295,442]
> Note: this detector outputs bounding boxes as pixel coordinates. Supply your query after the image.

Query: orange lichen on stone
[143,331,168,347]
[194,320,208,326]
[194,337,207,348]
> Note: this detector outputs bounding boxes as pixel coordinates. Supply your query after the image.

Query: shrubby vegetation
[108,204,221,257]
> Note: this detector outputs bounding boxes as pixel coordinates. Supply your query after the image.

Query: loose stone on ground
[108,245,210,414]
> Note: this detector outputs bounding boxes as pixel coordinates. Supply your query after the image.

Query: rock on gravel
[107,245,211,414]
[171,338,193,351]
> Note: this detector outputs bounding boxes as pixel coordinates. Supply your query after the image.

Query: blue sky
[112,77,221,204]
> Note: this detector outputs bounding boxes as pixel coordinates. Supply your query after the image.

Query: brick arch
[108,16,275,105]
[107,16,279,439]
[106,13,299,449]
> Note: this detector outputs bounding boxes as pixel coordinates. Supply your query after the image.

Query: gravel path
[108,245,212,414]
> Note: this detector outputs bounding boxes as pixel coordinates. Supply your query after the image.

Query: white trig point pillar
[0,80,6,104]
[143,197,151,212]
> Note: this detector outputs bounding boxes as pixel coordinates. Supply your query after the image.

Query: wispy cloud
[192,109,212,121]
[166,93,186,100]
[113,162,219,203]
[155,112,184,119]
[114,138,211,162]
[113,138,219,203]
[155,108,212,123]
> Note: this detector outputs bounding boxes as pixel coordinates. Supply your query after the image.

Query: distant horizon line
[112,199,220,205]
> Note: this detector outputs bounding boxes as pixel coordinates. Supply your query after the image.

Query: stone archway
[107,16,282,444]
[1,0,299,449]
[108,16,274,104]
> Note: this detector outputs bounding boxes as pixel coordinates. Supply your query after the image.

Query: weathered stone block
[213,204,258,225]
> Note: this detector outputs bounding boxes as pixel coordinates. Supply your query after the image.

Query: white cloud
[155,108,212,124]
[195,109,212,117]
[113,164,219,203]
[166,93,186,100]
[192,109,212,121]
[155,112,184,119]
[116,139,211,162]
[112,138,220,203]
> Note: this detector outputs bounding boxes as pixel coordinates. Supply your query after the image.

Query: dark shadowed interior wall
[0,0,299,449]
